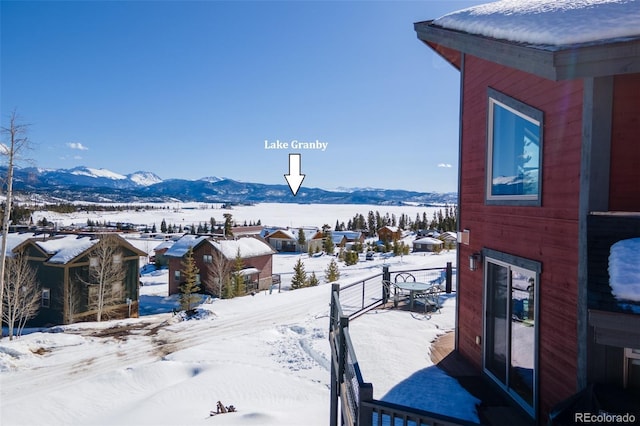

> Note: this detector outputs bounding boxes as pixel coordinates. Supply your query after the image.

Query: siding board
[459,55,584,420]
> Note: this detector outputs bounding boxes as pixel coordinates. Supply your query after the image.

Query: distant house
[165,235,275,296]
[412,237,443,253]
[332,231,365,248]
[377,226,402,242]
[440,231,458,249]
[6,233,145,326]
[230,225,263,237]
[415,1,640,422]
[264,228,322,253]
[416,229,440,238]
[152,240,174,266]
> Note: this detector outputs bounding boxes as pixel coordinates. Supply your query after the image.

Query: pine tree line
[334,206,457,236]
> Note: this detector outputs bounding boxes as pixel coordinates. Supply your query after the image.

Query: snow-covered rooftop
[1,233,36,257]
[164,235,207,258]
[414,237,444,245]
[209,237,275,260]
[434,0,640,46]
[36,235,99,264]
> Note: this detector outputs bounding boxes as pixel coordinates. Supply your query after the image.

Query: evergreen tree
[344,250,358,266]
[367,211,376,236]
[307,272,319,287]
[160,219,167,233]
[223,213,234,237]
[297,228,306,251]
[291,258,307,290]
[232,248,244,296]
[324,258,340,283]
[179,247,201,311]
[324,235,335,255]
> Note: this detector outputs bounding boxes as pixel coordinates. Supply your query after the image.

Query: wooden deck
[429,331,536,426]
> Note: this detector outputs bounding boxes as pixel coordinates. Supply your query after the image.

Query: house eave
[414,20,640,81]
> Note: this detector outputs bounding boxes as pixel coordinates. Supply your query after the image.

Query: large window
[487,89,543,205]
[484,249,540,416]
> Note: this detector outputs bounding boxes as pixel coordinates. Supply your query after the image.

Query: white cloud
[438,163,453,168]
[67,142,89,151]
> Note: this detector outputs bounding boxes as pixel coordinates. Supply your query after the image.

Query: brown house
[165,234,275,296]
[7,233,145,327]
[377,226,402,243]
[415,2,640,423]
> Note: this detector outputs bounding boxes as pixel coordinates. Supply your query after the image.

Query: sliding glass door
[484,252,539,416]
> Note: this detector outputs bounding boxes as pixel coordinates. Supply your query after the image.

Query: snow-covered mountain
[7,166,456,205]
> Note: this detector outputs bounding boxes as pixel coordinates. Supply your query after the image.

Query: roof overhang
[414,20,640,81]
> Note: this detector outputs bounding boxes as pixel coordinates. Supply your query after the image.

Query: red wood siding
[458,54,584,420]
[609,73,640,211]
[168,243,273,296]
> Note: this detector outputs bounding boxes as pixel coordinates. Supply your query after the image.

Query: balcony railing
[329,264,479,426]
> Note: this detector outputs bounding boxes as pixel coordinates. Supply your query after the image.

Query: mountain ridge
[8,166,457,205]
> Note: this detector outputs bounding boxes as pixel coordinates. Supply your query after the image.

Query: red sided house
[415,1,640,423]
[165,235,275,297]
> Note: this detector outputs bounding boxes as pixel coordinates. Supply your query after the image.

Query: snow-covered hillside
[0,250,479,426]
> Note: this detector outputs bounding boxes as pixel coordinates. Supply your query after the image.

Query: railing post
[382,266,390,303]
[338,315,350,425]
[446,262,452,294]
[357,383,374,426]
[330,283,341,426]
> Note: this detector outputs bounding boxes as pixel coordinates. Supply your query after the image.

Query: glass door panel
[510,267,535,406]
[484,256,538,416]
[486,262,509,384]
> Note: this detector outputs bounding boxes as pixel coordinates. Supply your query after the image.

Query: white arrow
[284,153,305,196]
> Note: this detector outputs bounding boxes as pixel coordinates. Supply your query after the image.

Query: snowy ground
[0,249,479,426]
[32,202,449,231]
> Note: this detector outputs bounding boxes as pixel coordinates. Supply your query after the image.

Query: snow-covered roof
[332,231,362,240]
[441,231,458,240]
[267,229,296,240]
[36,235,99,264]
[164,235,208,257]
[380,226,400,233]
[434,0,640,47]
[237,267,260,276]
[1,233,36,257]
[266,228,319,241]
[153,240,174,251]
[209,237,275,260]
[609,237,640,303]
[414,237,444,245]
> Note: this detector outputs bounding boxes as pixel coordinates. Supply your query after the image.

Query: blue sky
[1,0,484,193]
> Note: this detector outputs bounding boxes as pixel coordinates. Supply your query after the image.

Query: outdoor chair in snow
[419,285,442,314]
[382,279,408,308]
[394,272,416,283]
[393,272,415,304]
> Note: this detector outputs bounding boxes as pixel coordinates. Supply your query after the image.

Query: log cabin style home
[165,235,275,296]
[5,233,145,326]
[415,0,640,423]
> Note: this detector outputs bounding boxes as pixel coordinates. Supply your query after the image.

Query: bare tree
[64,276,83,325]
[0,110,33,328]
[77,235,127,322]
[2,253,40,340]
[204,249,232,298]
